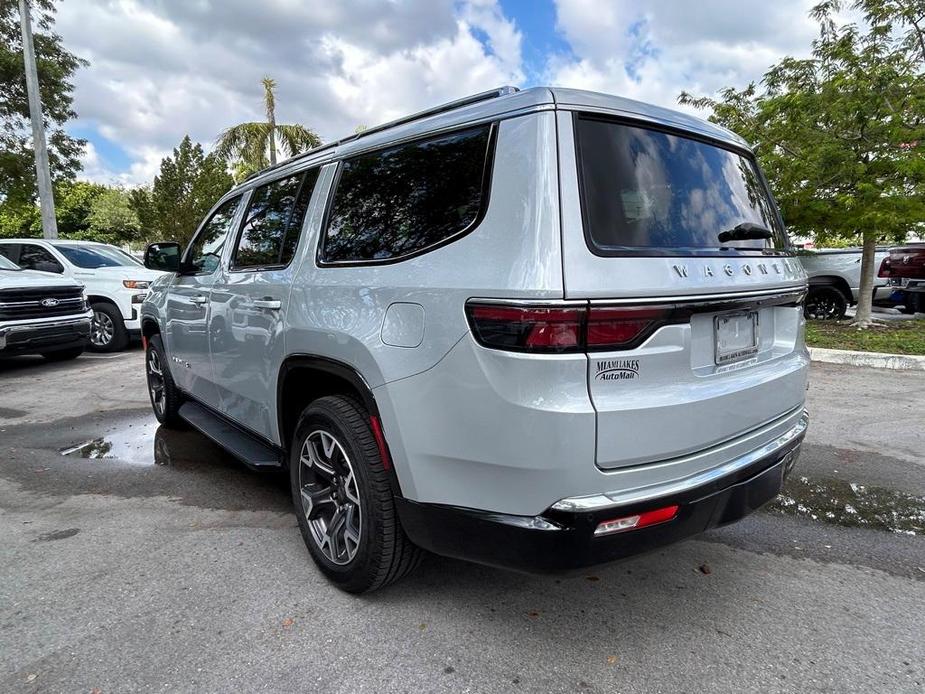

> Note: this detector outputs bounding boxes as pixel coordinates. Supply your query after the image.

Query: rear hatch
[559,111,809,469]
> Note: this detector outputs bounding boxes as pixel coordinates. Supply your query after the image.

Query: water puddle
[768,475,925,536]
[60,420,162,466]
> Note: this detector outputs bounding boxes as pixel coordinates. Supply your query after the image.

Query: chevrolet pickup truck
[0,254,91,360]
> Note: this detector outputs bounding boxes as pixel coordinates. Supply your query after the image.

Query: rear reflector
[369,415,392,471]
[594,505,679,536]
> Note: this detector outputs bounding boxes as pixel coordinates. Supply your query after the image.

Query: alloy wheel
[298,430,362,566]
[806,296,839,320]
[91,310,114,347]
[146,349,166,416]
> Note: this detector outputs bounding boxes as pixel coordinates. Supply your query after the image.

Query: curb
[809,347,925,371]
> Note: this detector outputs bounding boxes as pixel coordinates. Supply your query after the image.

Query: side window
[232,168,319,270]
[0,244,19,264]
[321,124,493,263]
[18,244,64,273]
[184,196,241,274]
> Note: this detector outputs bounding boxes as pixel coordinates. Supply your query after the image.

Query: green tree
[679,0,925,327]
[82,187,140,245]
[214,77,320,181]
[0,0,86,206]
[130,135,234,248]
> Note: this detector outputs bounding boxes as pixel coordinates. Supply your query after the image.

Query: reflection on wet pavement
[60,420,161,465]
[769,475,925,536]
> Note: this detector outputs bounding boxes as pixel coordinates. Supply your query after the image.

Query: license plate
[714,311,759,365]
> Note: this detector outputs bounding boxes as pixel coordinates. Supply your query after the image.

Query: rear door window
[231,168,319,270]
[320,124,493,264]
[575,115,789,256]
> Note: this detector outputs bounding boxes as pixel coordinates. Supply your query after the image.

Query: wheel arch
[807,275,854,304]
[277,355,404,496]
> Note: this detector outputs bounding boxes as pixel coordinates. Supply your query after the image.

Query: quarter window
[232,168,319,270]
[321,124,493,263]
[185,196,241,274]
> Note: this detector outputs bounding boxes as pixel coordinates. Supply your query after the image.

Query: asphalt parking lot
[1,350,923,693]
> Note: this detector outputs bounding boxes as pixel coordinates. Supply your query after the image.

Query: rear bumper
[397,411,807,573]
[0,314,91,355]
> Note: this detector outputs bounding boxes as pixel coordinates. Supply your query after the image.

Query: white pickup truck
[0,254,91,360]
[797,247,890,319]
[0,239,165,351]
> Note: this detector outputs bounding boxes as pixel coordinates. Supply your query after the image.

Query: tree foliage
[679,0,925,325]
[0,0,86,206]
[130,135,234,248]
[215,77,320,182]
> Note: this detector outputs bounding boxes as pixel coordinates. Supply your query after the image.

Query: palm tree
[215,77,320,179]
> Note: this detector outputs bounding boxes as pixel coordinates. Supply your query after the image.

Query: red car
[879,243,925,313]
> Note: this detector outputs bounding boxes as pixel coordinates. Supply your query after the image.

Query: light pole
[18,0,58,239]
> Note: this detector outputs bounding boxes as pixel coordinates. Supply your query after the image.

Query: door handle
[252,298,282,310]
[190,295,209,305]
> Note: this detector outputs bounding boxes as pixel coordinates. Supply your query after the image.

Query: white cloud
[545,0,823,114]
[55,0,521,183]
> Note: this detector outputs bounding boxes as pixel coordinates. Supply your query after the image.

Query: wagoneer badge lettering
[671,261,793,281]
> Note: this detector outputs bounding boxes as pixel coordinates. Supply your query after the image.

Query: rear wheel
[89,302,128,352]
[146,334,183,427]
[804,286,848,320]
[290,395,422,593]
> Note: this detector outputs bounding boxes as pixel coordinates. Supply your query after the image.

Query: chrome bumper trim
[551,409,809,512]
[0,313,93,349]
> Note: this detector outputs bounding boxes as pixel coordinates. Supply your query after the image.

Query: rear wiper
[717,222,773,243]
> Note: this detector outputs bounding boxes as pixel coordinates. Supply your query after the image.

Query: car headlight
[123,280,150,289]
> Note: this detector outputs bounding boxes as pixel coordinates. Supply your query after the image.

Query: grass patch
[806,319,925,355]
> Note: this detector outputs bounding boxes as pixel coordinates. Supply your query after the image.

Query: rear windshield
[575,116,790,256]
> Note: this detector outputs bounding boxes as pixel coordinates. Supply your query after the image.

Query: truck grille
[0,286,85,321]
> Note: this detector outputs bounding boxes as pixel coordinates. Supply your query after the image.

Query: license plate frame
[714,311,759,365]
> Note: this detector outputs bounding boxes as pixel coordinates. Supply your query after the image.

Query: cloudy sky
[53,0,825,185]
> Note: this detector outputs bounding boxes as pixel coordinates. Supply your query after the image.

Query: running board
[179,402,283,469]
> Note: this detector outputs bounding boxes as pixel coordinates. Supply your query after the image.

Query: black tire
[804,285,848,320]
[146,334,184,427]
[42,347,84,361]
[89,302,128,352]
[290,395,422,593]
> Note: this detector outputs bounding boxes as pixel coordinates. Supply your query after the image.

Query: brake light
[465,302,670,353]
[466,304,583,352]
[594,505,679,536]
[878,256,892,278]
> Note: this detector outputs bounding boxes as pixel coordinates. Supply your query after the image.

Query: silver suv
[140,87,810,593]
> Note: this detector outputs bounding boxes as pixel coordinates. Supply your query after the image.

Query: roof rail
[242,86,520,183]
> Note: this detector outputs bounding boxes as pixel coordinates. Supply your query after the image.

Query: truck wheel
[290,395,422,593]
[804,286,848,320]
[146,334,183,427]
[42,347,84,361]
[89,302,128,352]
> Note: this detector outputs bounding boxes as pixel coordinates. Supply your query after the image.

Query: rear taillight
[878,257,892,278]
[465,302,671,353]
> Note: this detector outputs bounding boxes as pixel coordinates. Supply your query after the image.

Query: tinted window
[18,244,64,273]
[0,245,17,265]
[0,254,19,270]
[54,245,138,269]
[321,125,492,263]
[575,116,788,255]
[232,168,318,269]
[185,196,241,274]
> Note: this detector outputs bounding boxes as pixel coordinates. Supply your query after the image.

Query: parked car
[0,253,91,360]
[797,247,890,320]
[0,239,165,351]
[140,86,809,593]
[878,243,925,313]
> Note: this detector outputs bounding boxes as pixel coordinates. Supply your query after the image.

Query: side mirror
[144,242,181,272]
